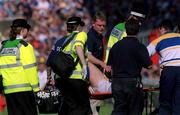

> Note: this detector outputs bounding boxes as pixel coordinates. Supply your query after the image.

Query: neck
[16,35,23,39]
[127,35,137,37]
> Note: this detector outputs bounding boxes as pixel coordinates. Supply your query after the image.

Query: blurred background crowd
[0,0,179,114]
[0,0,179,60]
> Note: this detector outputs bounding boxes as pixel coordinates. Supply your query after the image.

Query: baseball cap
[66,16,85,27]
[11,19,31,29]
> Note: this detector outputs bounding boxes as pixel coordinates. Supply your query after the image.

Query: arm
[87,53,104,67]
[76,45,86,66]
[20,44,40,92]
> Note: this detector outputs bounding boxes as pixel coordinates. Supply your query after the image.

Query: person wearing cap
[147,19,180,115]
[46,16,91,115]
[0,19,40,115]
[104,0,148,64]
[108,18,153,115]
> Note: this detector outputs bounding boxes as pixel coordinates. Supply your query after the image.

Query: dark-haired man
[147,19,180,115]
[108,18,152,115]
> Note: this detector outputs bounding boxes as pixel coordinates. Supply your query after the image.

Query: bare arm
[76,45,86,66]
[87,53,111,72]
[87,53,103,66]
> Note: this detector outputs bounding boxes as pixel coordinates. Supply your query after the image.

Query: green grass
[0,100,149,115]
[0,101,113,115]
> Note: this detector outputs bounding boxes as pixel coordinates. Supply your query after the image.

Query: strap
[60,33,79,65]
[19,40,28,47]
[60,33,78,51]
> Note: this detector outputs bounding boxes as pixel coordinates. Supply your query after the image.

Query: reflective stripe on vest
[4,83,39,90]
[0,44,36,69]
[72,70,81,75]
[23,63,37,69]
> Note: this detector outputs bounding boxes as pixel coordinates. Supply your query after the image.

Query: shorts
[97,80,111,92]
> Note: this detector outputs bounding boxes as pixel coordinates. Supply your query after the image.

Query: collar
[124,36,138,41]
[16,35,23,39]
[91,28,103,38]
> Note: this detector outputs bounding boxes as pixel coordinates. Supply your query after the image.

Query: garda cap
[130,0,148,19]
[66,16,85,27]
[11,19,31,29]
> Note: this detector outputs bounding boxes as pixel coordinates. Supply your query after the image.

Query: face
[92,19,106,34]
[21,28,29,38]
[38,63,46,72]
[158,27,166,35]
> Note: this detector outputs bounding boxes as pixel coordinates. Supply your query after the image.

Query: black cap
[130,0,148,19]
[11,19,31,29]
[66,16,85,27]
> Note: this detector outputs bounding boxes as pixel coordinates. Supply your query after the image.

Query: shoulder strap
[61,33,78,51]
[19,40,28,47]
[61,32,79,65]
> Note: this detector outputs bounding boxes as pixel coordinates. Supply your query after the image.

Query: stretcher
[90,92,112,100]
[90,87,159,115]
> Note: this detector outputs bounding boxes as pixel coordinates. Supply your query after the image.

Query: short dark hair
[125,18,140,35]
[159,19,173,31]
[93,11,106,22]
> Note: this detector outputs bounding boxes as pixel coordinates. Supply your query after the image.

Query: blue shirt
[87,28,104,60]
[46,37,66,66]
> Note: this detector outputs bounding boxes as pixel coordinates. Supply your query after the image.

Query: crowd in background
[0,0,179,114]
[0,0,179,60]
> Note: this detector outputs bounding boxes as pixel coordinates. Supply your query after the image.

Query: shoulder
[115,22,125,30]
[77,31,87,36]
[19,40,28,47]
[76,31,87,40]
[55,37,66,46]
[1,40,8,45]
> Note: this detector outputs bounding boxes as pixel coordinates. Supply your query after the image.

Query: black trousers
[57,78,91,115]
[5,91,38,115]
[111,77,144,115]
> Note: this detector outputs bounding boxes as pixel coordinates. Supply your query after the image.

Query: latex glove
[82,65,90,82]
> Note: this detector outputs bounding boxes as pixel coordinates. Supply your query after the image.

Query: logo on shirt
[111,28,123,39]
[0,48,18,55]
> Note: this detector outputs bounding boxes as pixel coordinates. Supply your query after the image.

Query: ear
[92,21,95,27]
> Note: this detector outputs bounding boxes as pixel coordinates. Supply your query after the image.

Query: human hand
[104,65,111,72]
[82,64,90,81]
[100,62,111,72]
[88,86,95,94]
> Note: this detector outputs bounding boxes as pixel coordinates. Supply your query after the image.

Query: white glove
[82,64,90,81]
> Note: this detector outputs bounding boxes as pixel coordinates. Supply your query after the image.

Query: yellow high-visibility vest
[0,39,40,94]
[105,22,127,63]
[63,31,87,79]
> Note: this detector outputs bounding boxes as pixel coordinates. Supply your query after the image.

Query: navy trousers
[111,77,144,115]
[159,66,180,115]
[57,78,91,115]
